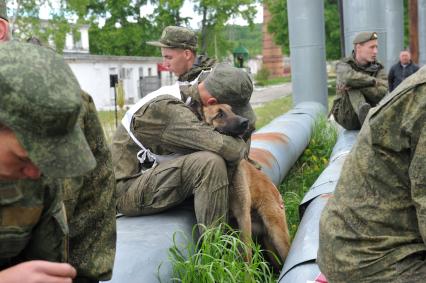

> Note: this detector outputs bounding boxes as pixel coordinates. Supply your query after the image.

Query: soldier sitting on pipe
[330,31,388,130]
[111,64,256,233]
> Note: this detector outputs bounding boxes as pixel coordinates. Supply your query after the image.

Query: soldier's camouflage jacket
[112,94,247,183]
[331,55,388,129]
[318,66,426,282]
[178,55,216,82]
[0,177,68,269]
[63,91,116,281]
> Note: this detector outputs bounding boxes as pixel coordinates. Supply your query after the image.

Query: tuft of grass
[279,115,338,239]
[168,223,277,283]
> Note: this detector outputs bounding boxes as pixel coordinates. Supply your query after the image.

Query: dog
[202,103,291,268]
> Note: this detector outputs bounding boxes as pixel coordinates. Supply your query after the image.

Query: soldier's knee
[196,152,227,172]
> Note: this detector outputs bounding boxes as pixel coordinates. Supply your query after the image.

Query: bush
[255,67,271,85]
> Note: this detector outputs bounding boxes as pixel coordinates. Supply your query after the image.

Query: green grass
[279,115,338,239]
[255,76,292,87]
[167,223,277,283]
[254,96,293,129]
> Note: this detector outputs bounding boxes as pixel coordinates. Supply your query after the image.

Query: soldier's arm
[64,92,116,281]
[336,61,376,89]
[133,99,247,164]
[410,124,426,244]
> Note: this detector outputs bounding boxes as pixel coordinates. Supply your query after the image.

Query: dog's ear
[207,97,217,105]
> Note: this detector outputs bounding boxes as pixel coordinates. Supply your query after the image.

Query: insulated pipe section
[419,0,426,66]
[343,0,387,64]
[278,129,359,283]
[105,103,326,283]
[250,102,326,186]
[385,0,404,72]
[287,0,328,109]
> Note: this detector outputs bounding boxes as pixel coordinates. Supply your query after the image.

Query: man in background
[388,50,419,92]
[147,26,215,83]
[0,2,117,282]
[330,31,388,130]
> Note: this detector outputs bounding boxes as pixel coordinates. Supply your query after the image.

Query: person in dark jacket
[388,50,419,92]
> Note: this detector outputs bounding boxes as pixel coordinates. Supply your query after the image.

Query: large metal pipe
[418,0,426,66]
[104,102,326,283]
[278,129,359,283]
[385,0,404,71]
[343,0,387,64]
[287,0,328,109]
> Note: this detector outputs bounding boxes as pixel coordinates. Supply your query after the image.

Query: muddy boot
[358,103,371,125]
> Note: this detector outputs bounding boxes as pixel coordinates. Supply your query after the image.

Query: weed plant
[168,223,277,283]
[279,115,338,239]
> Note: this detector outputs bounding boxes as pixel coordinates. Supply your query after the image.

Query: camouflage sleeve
[410,123,426,244]
[63,92,116,281]
[133,98,247,164]
[336,61,376,89]
[360,68,389,104]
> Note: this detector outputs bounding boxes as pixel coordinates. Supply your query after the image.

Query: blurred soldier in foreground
[112,64,255,233]
[0,3,117,281]
[0,41,96,282]
[330,31,388,130]
[318,65,426,282]
[388,50,419,92]
[147,26,215,83]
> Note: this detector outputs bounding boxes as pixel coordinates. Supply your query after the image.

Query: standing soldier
[0,2,117,282]
[0,41,96,282]
[330,32,388,130]
[147,26,216,83]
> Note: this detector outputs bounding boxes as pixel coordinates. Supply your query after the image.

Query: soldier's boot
[357,103,371,125]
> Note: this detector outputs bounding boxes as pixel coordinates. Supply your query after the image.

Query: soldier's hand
[337,84,350,91]
[0,260,76,283]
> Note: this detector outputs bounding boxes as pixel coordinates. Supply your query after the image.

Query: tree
[192,0,258,55]
[265,0,341,60]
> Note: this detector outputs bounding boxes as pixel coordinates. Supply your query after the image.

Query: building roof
[63,53,162,64]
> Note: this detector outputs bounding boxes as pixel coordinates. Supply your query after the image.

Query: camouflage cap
[203,63,255,124]
[0,0,6,21]
[147,26,197,51]
[0,41,96,178]
[353,31,378,44]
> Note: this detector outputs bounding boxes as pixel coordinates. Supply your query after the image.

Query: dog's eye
[216,110,224,119]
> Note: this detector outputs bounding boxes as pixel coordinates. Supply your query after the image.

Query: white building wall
[67,60,160,110]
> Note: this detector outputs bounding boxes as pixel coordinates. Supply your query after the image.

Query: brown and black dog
[202,104,290,268]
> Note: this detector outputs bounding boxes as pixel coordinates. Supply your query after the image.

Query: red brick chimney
[262,3,285,77]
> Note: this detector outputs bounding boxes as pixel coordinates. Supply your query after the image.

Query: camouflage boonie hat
[203,63,255,124]
[147,26,197,51]
[0,41,96,177]
[0,0,7,21]
[353,31,378,44]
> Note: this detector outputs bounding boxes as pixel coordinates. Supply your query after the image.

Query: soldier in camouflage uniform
[0,41,96,282]
[330,32,388,130]
[112,64,255,232]
[318,65,426,282]
[147,26,216,83]
[0,4,117,280]
[62,90,116,283]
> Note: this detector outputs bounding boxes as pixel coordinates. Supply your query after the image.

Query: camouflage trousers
[331,89,367,130]
[116,151,230,233]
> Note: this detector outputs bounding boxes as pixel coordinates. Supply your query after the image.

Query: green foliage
[265,0,342,60]
[254,67,270,84]
[279,115,338,239]
[224,24,262,58]
[168,223,277,283]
